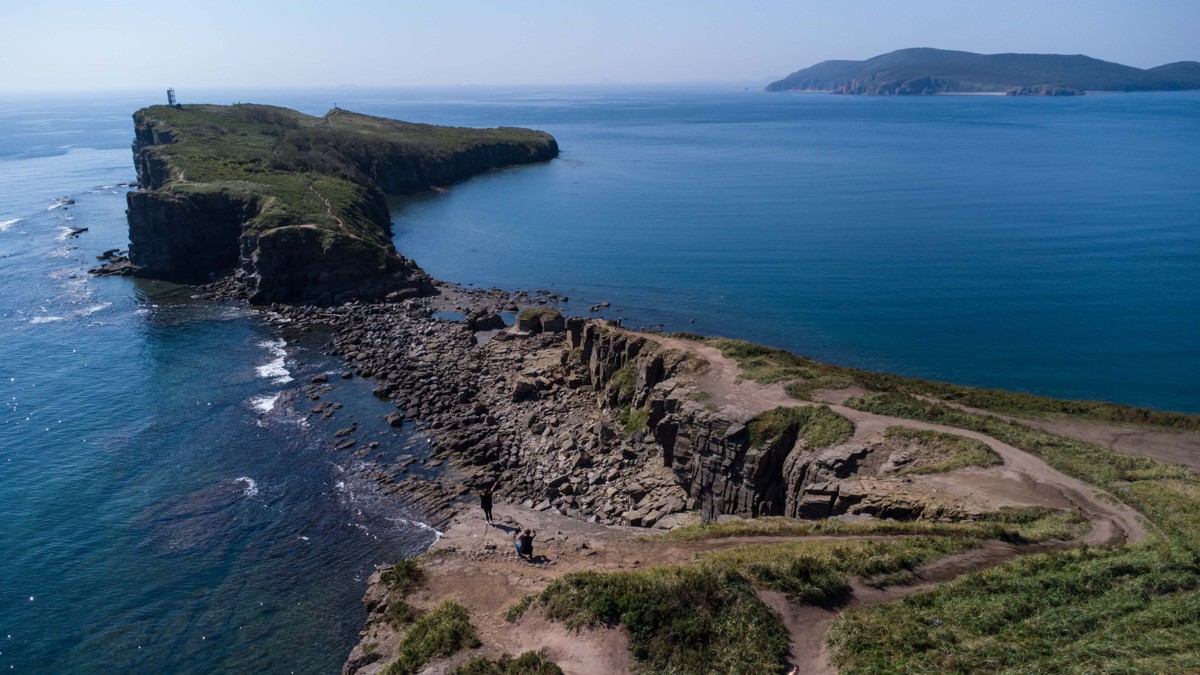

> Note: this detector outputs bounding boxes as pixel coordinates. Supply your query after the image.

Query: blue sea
[1,86,1197,672]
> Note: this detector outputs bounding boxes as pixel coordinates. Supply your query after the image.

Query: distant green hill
[766,48,1200,95]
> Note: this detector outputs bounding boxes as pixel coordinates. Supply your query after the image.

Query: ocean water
[0,86,1197,673]
[0,95,438,673]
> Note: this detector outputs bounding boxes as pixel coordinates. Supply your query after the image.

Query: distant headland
[105,104,558,304]
[766,47,1200,95]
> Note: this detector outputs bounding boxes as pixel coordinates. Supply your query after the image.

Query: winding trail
[358,330,1162,675]
[646,333,1152,673]
[652,335,1148,547]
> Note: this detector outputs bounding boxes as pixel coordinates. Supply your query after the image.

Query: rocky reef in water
[113,104,558,304]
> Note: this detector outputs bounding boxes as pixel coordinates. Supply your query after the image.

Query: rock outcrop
[121,104,558,304]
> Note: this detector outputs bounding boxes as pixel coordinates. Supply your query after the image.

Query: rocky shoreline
[264,285,696,533]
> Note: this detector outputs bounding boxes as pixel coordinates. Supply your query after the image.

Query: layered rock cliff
[124,104,558,304]
[564,320,966,523]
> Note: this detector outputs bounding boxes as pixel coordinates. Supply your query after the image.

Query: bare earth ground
[362,331,1184,674]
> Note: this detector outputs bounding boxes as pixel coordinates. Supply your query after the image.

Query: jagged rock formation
[766,47,1200,95]
[565,320,976,523]
[121,104,558,304]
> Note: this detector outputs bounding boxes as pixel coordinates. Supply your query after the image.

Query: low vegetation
[747,405,854,448]
[698,536,981,599]
[516,306,562,322]
[707,338,854,399]
[664,507,1086,545]
[503,594,536,623]
[540,567,790,673]
[706,337,1200,431]
[455,651,564,675]
[829,392,1200,672]
[847,393,1197,498]
[532,530,1010,672]
[618,406,650,435]
[829,543,1200,673]
[136,103,556,250]
[607,365,636,400]
[381,601,481,675]
[883,426,1003,475]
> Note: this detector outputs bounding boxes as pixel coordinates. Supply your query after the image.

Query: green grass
[663,507,1087,545]
[382,559,424,593]
[707,338,855,397]
[619,406,650,435]
[539,567,790,674]
[705,337,1200,431]
[607,365,636,404]
[381,601,481,675]
[847,393,1197,521]
[516,306,562,321]
[381,559,425,626]
[883,426,1003,475]
[533,534,995,672]
[455,651,564,675]
[697,537,981,599]
[827,392,1200,672]
[134,103,556,271]
[747,405,854,448]
[503,594,536,623]
[828,544,1200,673]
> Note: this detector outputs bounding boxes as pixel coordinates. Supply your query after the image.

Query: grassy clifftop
[127,104,557,302]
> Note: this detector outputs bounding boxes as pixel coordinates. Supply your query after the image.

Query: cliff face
[123,105,558,304]
[350,135,559,195]
[566,321,943,523]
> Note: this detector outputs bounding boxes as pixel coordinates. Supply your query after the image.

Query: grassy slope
[767,48,1200,92]
[828,393,1200,673]
[700,336,1200,431]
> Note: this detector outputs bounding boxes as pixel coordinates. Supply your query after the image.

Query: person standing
[479,480,498,524]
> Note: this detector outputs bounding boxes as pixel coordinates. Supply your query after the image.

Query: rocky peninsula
[101,104,1200,674]
[101,104,557,304]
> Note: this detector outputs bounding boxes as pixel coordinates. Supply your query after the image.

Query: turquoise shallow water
[0,86,1197,673]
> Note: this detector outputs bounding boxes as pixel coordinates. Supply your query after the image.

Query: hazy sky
[2,0,1198,91]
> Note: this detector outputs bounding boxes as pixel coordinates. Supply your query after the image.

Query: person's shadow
[491,523,520,534]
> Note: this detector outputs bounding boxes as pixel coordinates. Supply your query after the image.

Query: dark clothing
[480,492,493,523]
[517,533,534,557]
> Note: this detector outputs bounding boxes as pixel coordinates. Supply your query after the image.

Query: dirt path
[308,183,347,231]
[923,398,1200,471]
[641,333,1151,673]
[652,335,1148,546]
[379,332,1156,674]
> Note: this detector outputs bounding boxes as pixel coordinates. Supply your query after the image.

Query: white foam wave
[0,218,20,232]
[250,392,281,413]
[387,517,445,542]
[234,476,259,497]
[30,316,65,324]
[76,302,111,317]
[255,338,292,383]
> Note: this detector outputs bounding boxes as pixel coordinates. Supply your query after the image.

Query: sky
[2,0,1198,91]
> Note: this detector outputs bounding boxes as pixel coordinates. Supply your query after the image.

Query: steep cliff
[124,104,558,303]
